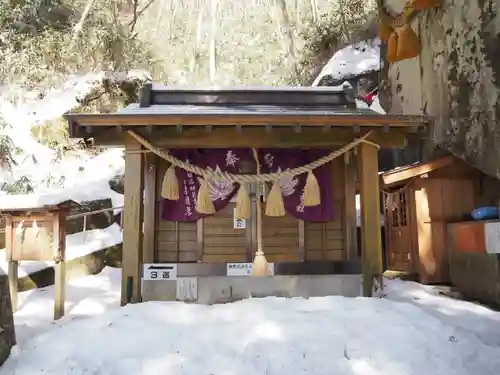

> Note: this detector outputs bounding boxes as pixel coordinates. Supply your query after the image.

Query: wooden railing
[67,205,124,241]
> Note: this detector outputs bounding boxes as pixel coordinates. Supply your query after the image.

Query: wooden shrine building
[64,84,429,304]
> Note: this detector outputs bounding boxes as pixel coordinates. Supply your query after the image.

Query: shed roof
[0,193,81,213]
[381,154,459,188]
[64,83,431,146]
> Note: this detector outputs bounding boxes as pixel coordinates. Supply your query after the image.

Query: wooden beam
[143,154,157,264]
[343,151,358,261]
[68,113,428,127]
[121,133,144,305]
[382,154,456,187]
[53,212,66,320]
[93,127,408,149]
[358,142,383,297]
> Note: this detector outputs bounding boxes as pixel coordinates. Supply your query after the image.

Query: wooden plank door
[385,189,414,272]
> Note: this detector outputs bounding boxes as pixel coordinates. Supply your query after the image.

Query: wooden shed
[64,84,429,304]
[381,154,480,284]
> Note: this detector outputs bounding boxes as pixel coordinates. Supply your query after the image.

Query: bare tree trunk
[169,0,178,35]
[191,0,205,73]
[294,0,299,27]
[275,0,295,65]
[309,0,319,24]
[339,0,352,44]
[269,1,281,36]
[208,0,218,84]
[156,0,166,29]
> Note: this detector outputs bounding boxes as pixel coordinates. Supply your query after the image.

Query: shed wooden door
[385,190,414,272]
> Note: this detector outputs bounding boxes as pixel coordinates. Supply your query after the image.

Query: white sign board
[233,208,246,229]
[485,222,500,254]
[226,262,275,276]
[143,263,178,280]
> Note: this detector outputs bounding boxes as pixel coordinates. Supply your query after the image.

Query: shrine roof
[63,83,431,146]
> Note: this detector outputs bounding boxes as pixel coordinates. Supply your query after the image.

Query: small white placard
[227,262,275,276]
[485,222,500,254]
[143,263,178,280]
[233,208,246,229]
[176,277,198,301]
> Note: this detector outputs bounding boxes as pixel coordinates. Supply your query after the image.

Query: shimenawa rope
[127,130,378,183]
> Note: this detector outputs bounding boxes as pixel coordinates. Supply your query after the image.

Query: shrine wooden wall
[154,157,352,263]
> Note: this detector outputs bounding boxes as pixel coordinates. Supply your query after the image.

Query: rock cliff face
[379,0,500,177]
[0,270,15,366]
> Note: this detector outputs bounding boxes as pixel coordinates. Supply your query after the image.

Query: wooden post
[298,220,305,261]
[357,142,383,297]
[0,266,15,365]
[143,154,157,264]
[5,216,18,313]
[343,151,358,260]
[121,133,144,305]
[53,212,66,320]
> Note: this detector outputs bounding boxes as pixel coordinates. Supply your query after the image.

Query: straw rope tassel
[196,178,216,214]
[265,180,286,217]
[252,148,269,277]
[235,183,251,220]
[303,170,321,207]
[161,164,180,200]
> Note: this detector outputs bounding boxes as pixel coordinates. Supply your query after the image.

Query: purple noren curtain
[161,149,334,222]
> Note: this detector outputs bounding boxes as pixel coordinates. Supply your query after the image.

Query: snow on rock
[0,71,150,205]
[0,223,122,277]
[312,38,381,86]
[2,268,500,375]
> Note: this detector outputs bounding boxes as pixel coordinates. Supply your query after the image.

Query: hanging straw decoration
[387,31,399,63]
[251,148,270,276]
[234,183,251,220]
[303,171,321,207]
[265,181,286,217]
[395,23,420,60]
[196,178,215,214]
[161,164,180,200]
[379,22,393,42]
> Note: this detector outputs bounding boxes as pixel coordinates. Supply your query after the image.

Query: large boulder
[67,198,115,235]
[379,0,500,177]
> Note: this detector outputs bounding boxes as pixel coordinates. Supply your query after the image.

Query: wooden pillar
[357,142,383,297]
[121,134,144,305]
[53,212,66,320]
[5,216,17,313]
[343,151,358,261]
[143,153,157,264]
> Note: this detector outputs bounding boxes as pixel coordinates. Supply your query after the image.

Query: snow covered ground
[1,268,500,375]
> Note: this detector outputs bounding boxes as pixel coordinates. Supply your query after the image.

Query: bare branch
[129,0,157,32]
[72,0,97,40]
